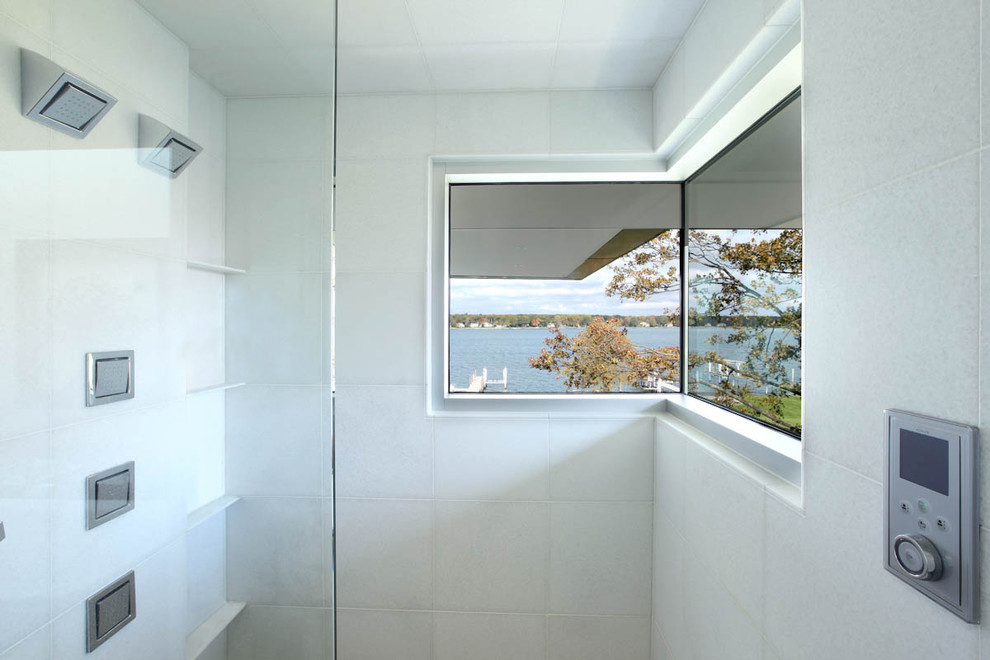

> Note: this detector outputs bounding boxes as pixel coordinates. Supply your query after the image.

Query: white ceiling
[136,0,706,97]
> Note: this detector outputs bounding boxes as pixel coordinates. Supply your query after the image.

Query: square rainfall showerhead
[138,114,202,179]
[21,49,116,138]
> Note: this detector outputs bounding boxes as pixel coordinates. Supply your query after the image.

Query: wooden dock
[451,367,507,393]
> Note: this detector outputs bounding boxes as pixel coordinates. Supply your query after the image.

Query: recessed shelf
[186,260,246,275]
[185,601,246,660]
[187,495,240,532]
[186,382,246,397]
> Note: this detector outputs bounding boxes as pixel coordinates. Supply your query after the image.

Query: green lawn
[738,394,802,433]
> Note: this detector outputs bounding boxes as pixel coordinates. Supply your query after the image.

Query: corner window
[685,93,802,436]
[442,92,801,438]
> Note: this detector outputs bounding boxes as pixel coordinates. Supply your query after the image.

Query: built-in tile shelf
[187,495,240,532]
[186,382,246,397]
[185,601,246,660]
[186,260,246,275]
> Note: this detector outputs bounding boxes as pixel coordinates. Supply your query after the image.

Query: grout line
[335,606,648,619]
[805,146,983,217]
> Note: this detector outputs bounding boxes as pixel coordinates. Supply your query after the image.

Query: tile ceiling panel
[138,0,708,95]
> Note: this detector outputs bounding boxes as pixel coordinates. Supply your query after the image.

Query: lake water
[449,326,800,393]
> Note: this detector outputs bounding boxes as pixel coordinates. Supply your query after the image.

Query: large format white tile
[0,229,49,441]
[186,154,226,265]
[435,501,548,613]
[0,432,51,653]
[334,272,426,386]
[558,0,704,42]
[226,385,322,497]
[332,159,428,273]
[803,155,980,481]
[226,498,325,607]
[435,417,549,501]
[226,274,323,385]
[50,403,189,614]
[227,605,328,660]
[652,509,687,660]
[764,455,980,660]
[50,242,185,427]
[655,417,686,531]
[338,0,418,47]
[226,160,325,272]
[683,439,764,624]
[435,92,550,156]
[183,268,225,392]
[183,391,225,511]
[434,613,545,660]
[337,46,432,94]
[425,44,555,91]
[53,0,188,121]
[335,499,433,610]
[0,16,51,154]
[682,547,762,660]
[549,417,653,501]
[983,151,990,523]
[549,502,652,615]
[0,0,51,38]
[652,46,685,151]
[336,609,431,660]
[336,95,435,160]
[50,144,187,259]
[551,40,679,89]
[188,73,226,159]
[547,616,651,660]
[680,0,764,115]
[333,386,433,498]
[185,514,226,635]
[407,0,563,44]
[550,90,653,154]
[804,0,979,210]
[52,539,187,660]
[227,96,330,162]
[0,625,50,660]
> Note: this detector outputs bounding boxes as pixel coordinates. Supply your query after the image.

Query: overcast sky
[450,267,680,315]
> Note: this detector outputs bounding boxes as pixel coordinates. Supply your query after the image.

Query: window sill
[662,394,802,495]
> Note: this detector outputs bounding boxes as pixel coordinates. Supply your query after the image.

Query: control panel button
[893,534,943,581]
[936,517,951,533]
[917,518,929,531]
[899,500,913,515]
[917,499,931,514]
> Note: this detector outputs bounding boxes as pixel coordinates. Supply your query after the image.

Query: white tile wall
[549,417,653,501]
[0,3,231,655]
[547,616,652,660]
[0,432,51,652]
[185,514,226,635]
[226,498,326,607]
[336,609,432,660]
[227,605,329,660]
[436,418,549,500]
[226,385,323,497]
[433,612,546,660]
[335,498,434,609]
[224,93,335,657]
[548,502,653,615]
[333,89,659,658]
[436,501,549,613]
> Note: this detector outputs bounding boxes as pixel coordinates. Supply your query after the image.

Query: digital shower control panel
[884,410,978,622]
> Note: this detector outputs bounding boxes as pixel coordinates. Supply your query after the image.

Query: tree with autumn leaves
[530,228,802,434]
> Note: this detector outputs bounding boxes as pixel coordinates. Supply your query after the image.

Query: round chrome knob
[893,534,943,581]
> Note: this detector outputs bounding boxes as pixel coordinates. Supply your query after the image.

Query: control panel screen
[899,429,949,495]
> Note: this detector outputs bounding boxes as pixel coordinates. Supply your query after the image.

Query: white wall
[222,95,335,660]
[334,89,658,659]
[0,0,228,657]
[652,1,990,659]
